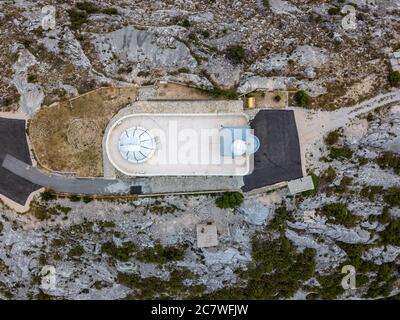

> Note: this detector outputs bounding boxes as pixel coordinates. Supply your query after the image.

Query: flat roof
[106,113,253,176]
[243,110,303,191]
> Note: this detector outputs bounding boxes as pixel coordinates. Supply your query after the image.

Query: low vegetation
[376,151,400,174]
[101,241,136,262]
[328,146,353,160]
[294,90,311,108]
[225,45,246,64]
[136,243,186,264]
[325,129,342,146]
[215,192,244,209]
[205,234,316,299]
[388,70,400,87]
[319,203,358,228]
[269,206,290,232]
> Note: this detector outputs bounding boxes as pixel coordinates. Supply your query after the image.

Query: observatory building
[105,113,259,177]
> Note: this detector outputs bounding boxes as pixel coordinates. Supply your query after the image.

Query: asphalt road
[0,118,41,205]
[1,155,137,195]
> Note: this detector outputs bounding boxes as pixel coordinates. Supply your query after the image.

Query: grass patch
[29,87,137,176]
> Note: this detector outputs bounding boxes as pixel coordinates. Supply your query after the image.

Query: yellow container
[247,97,256,109]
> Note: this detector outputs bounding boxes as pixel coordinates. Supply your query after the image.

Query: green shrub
[329,146,353,160]
[383,187,400,207]
[332,176,353,194]
[378,207,391,224]
[338,242,367,268]
[68,245,85,258]
[102,8,118,15]
[68,195,81,202]
[117,268,194,299]
[360,185,383,202]
[41,190,57,202]
[356,274,370,287]
[101,241,136,262]
[27,74,37,83]
[376,151,400,174]
[201,30,210,38]
[206,235,316,299]
[380,219,400,245]
[76,1,99,14]
[215,192,244,209]
[320,167,336,184]
[317,272,345,299]
[82,196,93,203]
[207,87,239,99]
[274,94,282,102]
[388,71,400,87]
[302,173,319,196]
[328,7,341,15]
[325,129,341,145]
[179,19,191,27]
[269,207,289,231]
[320,203,358,228]
[68,9,88,29]
[225,45,246,64]
[294,90,310,108]
[136,244,185,264]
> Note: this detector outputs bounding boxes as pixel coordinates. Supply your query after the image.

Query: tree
[389,71,400,87]
[225,45,246,64]
[294,90,311,108]
[215,192,244,209]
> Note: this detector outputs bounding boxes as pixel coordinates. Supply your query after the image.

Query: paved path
[1,155,135,195]
[293,89,400,174]
[1,154,242,196]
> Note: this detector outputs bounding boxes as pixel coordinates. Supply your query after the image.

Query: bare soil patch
[29,87,138,177]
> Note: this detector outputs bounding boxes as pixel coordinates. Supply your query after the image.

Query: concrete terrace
[105,113,251,176]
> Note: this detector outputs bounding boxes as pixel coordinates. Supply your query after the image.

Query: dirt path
[293,89,400,174]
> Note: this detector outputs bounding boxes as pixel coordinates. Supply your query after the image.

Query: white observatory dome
[118,127,156,163]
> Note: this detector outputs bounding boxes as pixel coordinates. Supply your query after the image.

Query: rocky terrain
[1,0,399,111]
[1,103,400,300]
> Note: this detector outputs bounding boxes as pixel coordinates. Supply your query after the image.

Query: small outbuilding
[196,223,219,248]
[287,176,314,195]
